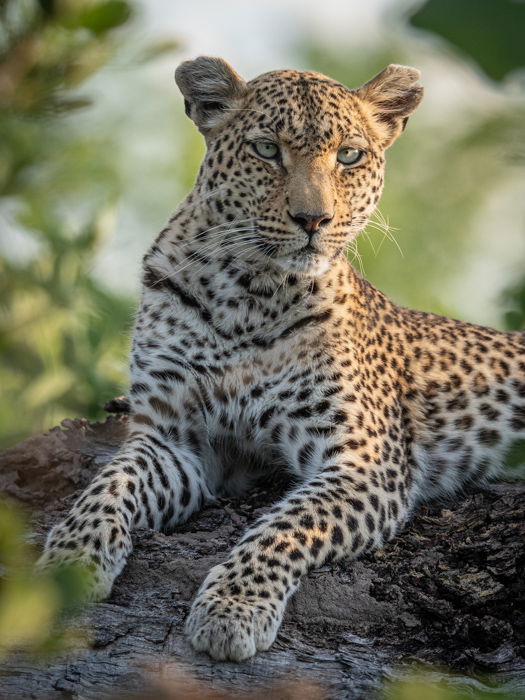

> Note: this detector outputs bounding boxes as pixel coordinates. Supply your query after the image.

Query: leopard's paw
[186,590,283,661]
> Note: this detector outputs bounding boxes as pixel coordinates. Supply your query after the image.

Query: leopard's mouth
[249,231,333,276]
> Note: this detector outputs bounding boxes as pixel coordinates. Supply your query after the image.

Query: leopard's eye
[253,141,279,159]
[337,147,363,166]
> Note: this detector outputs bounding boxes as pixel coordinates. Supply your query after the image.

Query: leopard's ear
[175,56,247,136]
[354,64,423,148]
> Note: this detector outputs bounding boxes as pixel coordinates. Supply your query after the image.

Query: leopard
[38,56,525,662]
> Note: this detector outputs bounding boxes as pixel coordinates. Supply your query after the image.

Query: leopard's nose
[289,211,333,235]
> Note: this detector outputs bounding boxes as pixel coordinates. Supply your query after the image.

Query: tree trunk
[0,415,524,699]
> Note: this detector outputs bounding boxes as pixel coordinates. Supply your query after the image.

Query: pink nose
[289,211,333,234]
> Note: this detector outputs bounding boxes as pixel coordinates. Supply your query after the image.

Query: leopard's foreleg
[186,434,411,661]
[38,427,211,600]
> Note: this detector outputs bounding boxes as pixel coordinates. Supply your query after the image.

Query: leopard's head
[175,57,423,277]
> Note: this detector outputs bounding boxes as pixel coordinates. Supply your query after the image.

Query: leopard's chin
[273,250,331,277]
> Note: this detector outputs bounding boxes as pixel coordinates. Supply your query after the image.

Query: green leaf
[75,1,133,35]
[409,0,525,81]
[504,439,525,474]
[501,278,525,331]
[37,0,56,18]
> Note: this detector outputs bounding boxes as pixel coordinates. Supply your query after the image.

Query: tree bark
[0,416,524,699]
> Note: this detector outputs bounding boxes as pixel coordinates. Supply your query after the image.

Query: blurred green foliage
[382,670,525,700]
[0,0,152,447]
[0,500,88,657]
[409,0,525,82]
[502,279,525,331]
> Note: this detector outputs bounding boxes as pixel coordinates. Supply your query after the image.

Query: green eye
[253,141,279,159]
[337,147,363,166]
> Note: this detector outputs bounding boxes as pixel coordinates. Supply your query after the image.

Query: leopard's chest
[135,284,351,480]
[189,354,295,492]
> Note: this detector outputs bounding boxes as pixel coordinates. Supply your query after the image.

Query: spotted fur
[38,57,525,661]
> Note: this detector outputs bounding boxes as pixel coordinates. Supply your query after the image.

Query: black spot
[310,537,323,557]
[365,513,375,533]
[477,428,500,446]
[274,520,293,531]
[331,525,344,546]
[299,514,314,529]
[289,549,304,561]
[347,497,365,512]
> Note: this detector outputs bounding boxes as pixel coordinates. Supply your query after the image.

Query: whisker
[363,209,404,258]
[271,270,290,300]
[168,234,258,278]
[347,240,365,276]
[193,217,260,240]
[361,228,378,257]
[150,231,258,283]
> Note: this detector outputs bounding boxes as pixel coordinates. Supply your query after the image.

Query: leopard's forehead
[247,69,348,94]
[244,69,367,146]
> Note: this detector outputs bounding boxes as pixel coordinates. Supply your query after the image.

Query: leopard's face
[176,59,423,278]
[220,75,386,277]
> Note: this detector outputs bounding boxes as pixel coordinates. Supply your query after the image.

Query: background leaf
[409,0,525,81]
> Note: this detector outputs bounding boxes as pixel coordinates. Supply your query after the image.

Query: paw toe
[186,596,279,661]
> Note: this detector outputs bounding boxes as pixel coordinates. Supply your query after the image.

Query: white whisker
[347,240,365,276]
[148,230,258,284]
[167,234,258,279]
[362,208,403,258]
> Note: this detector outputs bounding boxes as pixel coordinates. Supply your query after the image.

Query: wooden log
[0,417,524,698]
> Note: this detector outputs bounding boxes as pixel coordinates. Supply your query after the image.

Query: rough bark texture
[0,415,524,699]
